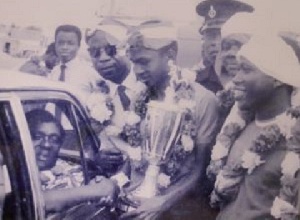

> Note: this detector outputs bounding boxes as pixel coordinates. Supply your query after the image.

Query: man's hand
[120,196,170,220]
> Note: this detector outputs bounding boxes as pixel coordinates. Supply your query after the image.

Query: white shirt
[106,70,146,127]
[47,57,102,128]
[48,57,101,96]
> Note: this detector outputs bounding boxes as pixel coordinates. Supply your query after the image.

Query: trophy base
[131,163,160,198]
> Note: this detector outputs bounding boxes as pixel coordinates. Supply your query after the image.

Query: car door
[0,95,41,220]
[0,90,102,219]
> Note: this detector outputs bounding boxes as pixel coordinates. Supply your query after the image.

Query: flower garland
[207,103,252,181]
[85,81,115,134]
[208,105,300,219]
[216,89,235,110]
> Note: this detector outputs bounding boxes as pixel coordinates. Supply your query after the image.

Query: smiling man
[25,109,120,218]
[209,34,300,220]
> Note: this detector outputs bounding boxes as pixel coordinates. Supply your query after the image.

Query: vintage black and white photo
[0,0,299,219]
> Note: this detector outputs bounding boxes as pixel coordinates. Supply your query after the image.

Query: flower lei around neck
[85,79,115,133]
[207,102,300,219]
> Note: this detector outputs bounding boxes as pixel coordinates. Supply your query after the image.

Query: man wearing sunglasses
[86,25,145,115]
[87,37,129,85]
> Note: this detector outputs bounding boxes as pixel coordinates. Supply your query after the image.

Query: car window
[22,99,98,156]
[21,99,100,218]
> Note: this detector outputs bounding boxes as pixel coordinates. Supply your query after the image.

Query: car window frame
[0,89,101,219]
[0,95,42,219]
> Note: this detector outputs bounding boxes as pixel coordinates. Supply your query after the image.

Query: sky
[0,0,202,35]
[1,0,299,33]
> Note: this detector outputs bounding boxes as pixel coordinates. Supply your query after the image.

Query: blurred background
[0,0,205,69]
[0,0,299,70]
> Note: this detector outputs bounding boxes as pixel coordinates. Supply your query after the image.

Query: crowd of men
[18,0,300,219]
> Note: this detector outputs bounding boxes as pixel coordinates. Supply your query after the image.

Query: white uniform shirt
[48,57,101,96]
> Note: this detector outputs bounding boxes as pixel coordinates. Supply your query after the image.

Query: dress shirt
[48,57,101,96]
[106,70,146,128]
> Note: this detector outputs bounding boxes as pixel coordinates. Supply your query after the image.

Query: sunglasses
[88,45,117,58]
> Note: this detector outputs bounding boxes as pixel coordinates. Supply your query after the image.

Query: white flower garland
[210,103,247,161]
[209,106,300,219]
[86,92,113,123]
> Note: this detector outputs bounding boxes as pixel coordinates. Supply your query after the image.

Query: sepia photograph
[0,0,299,219]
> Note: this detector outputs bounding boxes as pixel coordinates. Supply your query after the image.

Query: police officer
[195,0,253,93]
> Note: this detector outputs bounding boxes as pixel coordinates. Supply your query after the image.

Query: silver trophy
[133,100,184,198]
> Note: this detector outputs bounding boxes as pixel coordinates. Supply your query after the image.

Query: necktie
[118,85,131,111]
[59,64,66,81]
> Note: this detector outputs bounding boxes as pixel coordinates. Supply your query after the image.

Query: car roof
[0,70,87,102]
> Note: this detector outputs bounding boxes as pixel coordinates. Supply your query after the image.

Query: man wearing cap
[209,34,300,220]
[86,25,130,85]
[195,0,253,93]
[120,23,220,219]
[86,24,146,120]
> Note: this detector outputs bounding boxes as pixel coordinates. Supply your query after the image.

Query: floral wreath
[207,102,300,219]
[85,80,114,134]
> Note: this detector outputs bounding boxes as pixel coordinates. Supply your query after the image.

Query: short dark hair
[25,109,65,140]
[55,24,82,45]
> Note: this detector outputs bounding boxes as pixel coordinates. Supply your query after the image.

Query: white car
[0,71,114,219]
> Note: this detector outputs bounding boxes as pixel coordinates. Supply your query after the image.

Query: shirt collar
[60,56,79,68]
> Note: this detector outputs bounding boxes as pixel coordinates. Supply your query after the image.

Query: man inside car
[25,109,119,218]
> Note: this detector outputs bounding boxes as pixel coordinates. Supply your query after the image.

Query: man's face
[221,41,241,77]
[202,28,221,65]
[88,33,127,83]
[55,31,79,63]
[129,48,169,88]
[232,56,275,110]
[32,122,62,171]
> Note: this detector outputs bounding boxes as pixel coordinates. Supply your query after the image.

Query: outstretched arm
[44,177,119,212]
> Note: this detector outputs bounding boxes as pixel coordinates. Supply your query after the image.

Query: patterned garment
[40,159,84,190]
